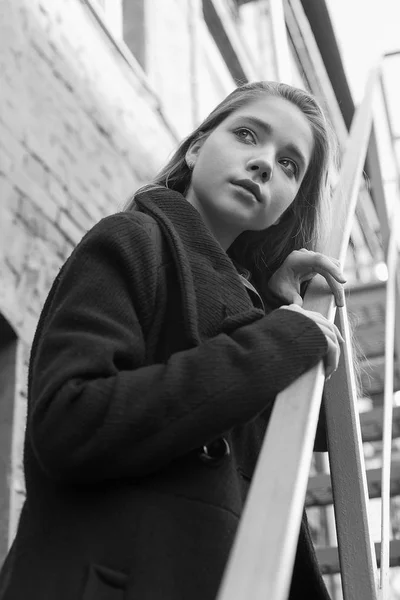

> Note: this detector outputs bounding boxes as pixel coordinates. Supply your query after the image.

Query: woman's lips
[231,182,262,204]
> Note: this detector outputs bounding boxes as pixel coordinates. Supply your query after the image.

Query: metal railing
[378,52,400,599]
[216,61,400,600]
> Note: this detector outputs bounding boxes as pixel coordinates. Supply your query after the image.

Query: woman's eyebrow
[231,115,308,172]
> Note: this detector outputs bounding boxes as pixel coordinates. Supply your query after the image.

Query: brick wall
[0,0,180,546]
[0,0,275,549]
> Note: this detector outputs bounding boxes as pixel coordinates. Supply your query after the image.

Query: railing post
[324,306,378,599]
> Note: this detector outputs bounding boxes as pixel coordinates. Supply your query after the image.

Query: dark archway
[0,315,17,566]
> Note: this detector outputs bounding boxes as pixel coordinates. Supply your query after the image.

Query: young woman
[0,82,346,600]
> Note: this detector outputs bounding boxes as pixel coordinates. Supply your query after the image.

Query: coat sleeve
[29,214,329,484]
[262,279,328,452]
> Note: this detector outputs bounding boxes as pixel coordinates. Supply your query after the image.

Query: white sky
[326,0,400,232]
[327,0,400,132]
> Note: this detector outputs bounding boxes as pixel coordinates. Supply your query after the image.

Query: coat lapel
[134,186,264,344]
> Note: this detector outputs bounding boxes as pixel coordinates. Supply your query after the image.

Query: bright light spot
[374,262,389,281]
[394,391,400,406]
[358,397,373,413]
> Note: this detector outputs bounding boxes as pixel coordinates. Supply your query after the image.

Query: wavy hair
[125,81,339,299]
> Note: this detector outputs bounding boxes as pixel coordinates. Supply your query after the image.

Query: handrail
[216,64,383,600]
[379,219,398,598]
[378,61,400,599]
[379,69,400,364]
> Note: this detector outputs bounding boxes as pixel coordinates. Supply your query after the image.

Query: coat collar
[134,185,264,345]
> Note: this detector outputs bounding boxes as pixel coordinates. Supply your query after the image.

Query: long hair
[125,81,339,301]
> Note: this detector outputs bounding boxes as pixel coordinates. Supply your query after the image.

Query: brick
[44,221,68,255]
[16,304,38,345]
[22,153,50,189]
[43,255,62,292]
[0,151,14,177]
[10,166,58,223]
[1,209,30,276]
[0,175,20,211]
[29,25,56,67]
[16,239,59,315]
[17,195,48,238]
[58,209,85,245]
[68,200,95,233]
[5,219,33,275]
[0,122,27,174]
[46,176,70,209]
[0,96,28,144]
[0,261,19,317]
[75,195,106,224]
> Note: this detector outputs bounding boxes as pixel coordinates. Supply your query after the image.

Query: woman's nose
[248,157,273,182]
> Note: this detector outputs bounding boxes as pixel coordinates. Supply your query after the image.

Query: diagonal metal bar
[378,72,400,366]
[379,221,398,599]
[321,64,382,600]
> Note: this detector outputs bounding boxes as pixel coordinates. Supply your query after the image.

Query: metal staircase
[214,57,400,600]
[309,278,400,590]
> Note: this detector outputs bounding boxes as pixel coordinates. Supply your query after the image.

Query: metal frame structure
[216,60,400,600]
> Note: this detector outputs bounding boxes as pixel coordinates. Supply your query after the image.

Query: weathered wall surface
[0,0,275,552]
[0,0,179,546]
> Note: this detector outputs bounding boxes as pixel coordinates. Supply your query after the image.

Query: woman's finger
[310,269,345,307]
[320,326,341,377]
[290,251,346,283]
[295,254,345,306]
[309,253,346,283]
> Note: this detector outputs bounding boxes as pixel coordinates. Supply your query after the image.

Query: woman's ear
[185,131,208,170]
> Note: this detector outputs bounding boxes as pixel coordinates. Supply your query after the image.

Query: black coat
[0,187,330,600]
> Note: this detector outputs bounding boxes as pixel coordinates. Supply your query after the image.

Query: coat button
[197,438,231,466]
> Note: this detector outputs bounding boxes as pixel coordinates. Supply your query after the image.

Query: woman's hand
[280,304,344,379]
[268,249,346,307]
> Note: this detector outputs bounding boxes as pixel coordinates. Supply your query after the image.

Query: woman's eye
[280,159,298,178]
[234,128,256,144]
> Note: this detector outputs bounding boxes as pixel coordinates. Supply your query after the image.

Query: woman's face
[185,95,314,250]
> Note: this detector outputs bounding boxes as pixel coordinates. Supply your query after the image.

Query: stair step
[344,281,400,397]
[360,405,400,442]
[346,282,386,361]
[317,539,400,575]
[306,462,400,507]
[359,355,400,398]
